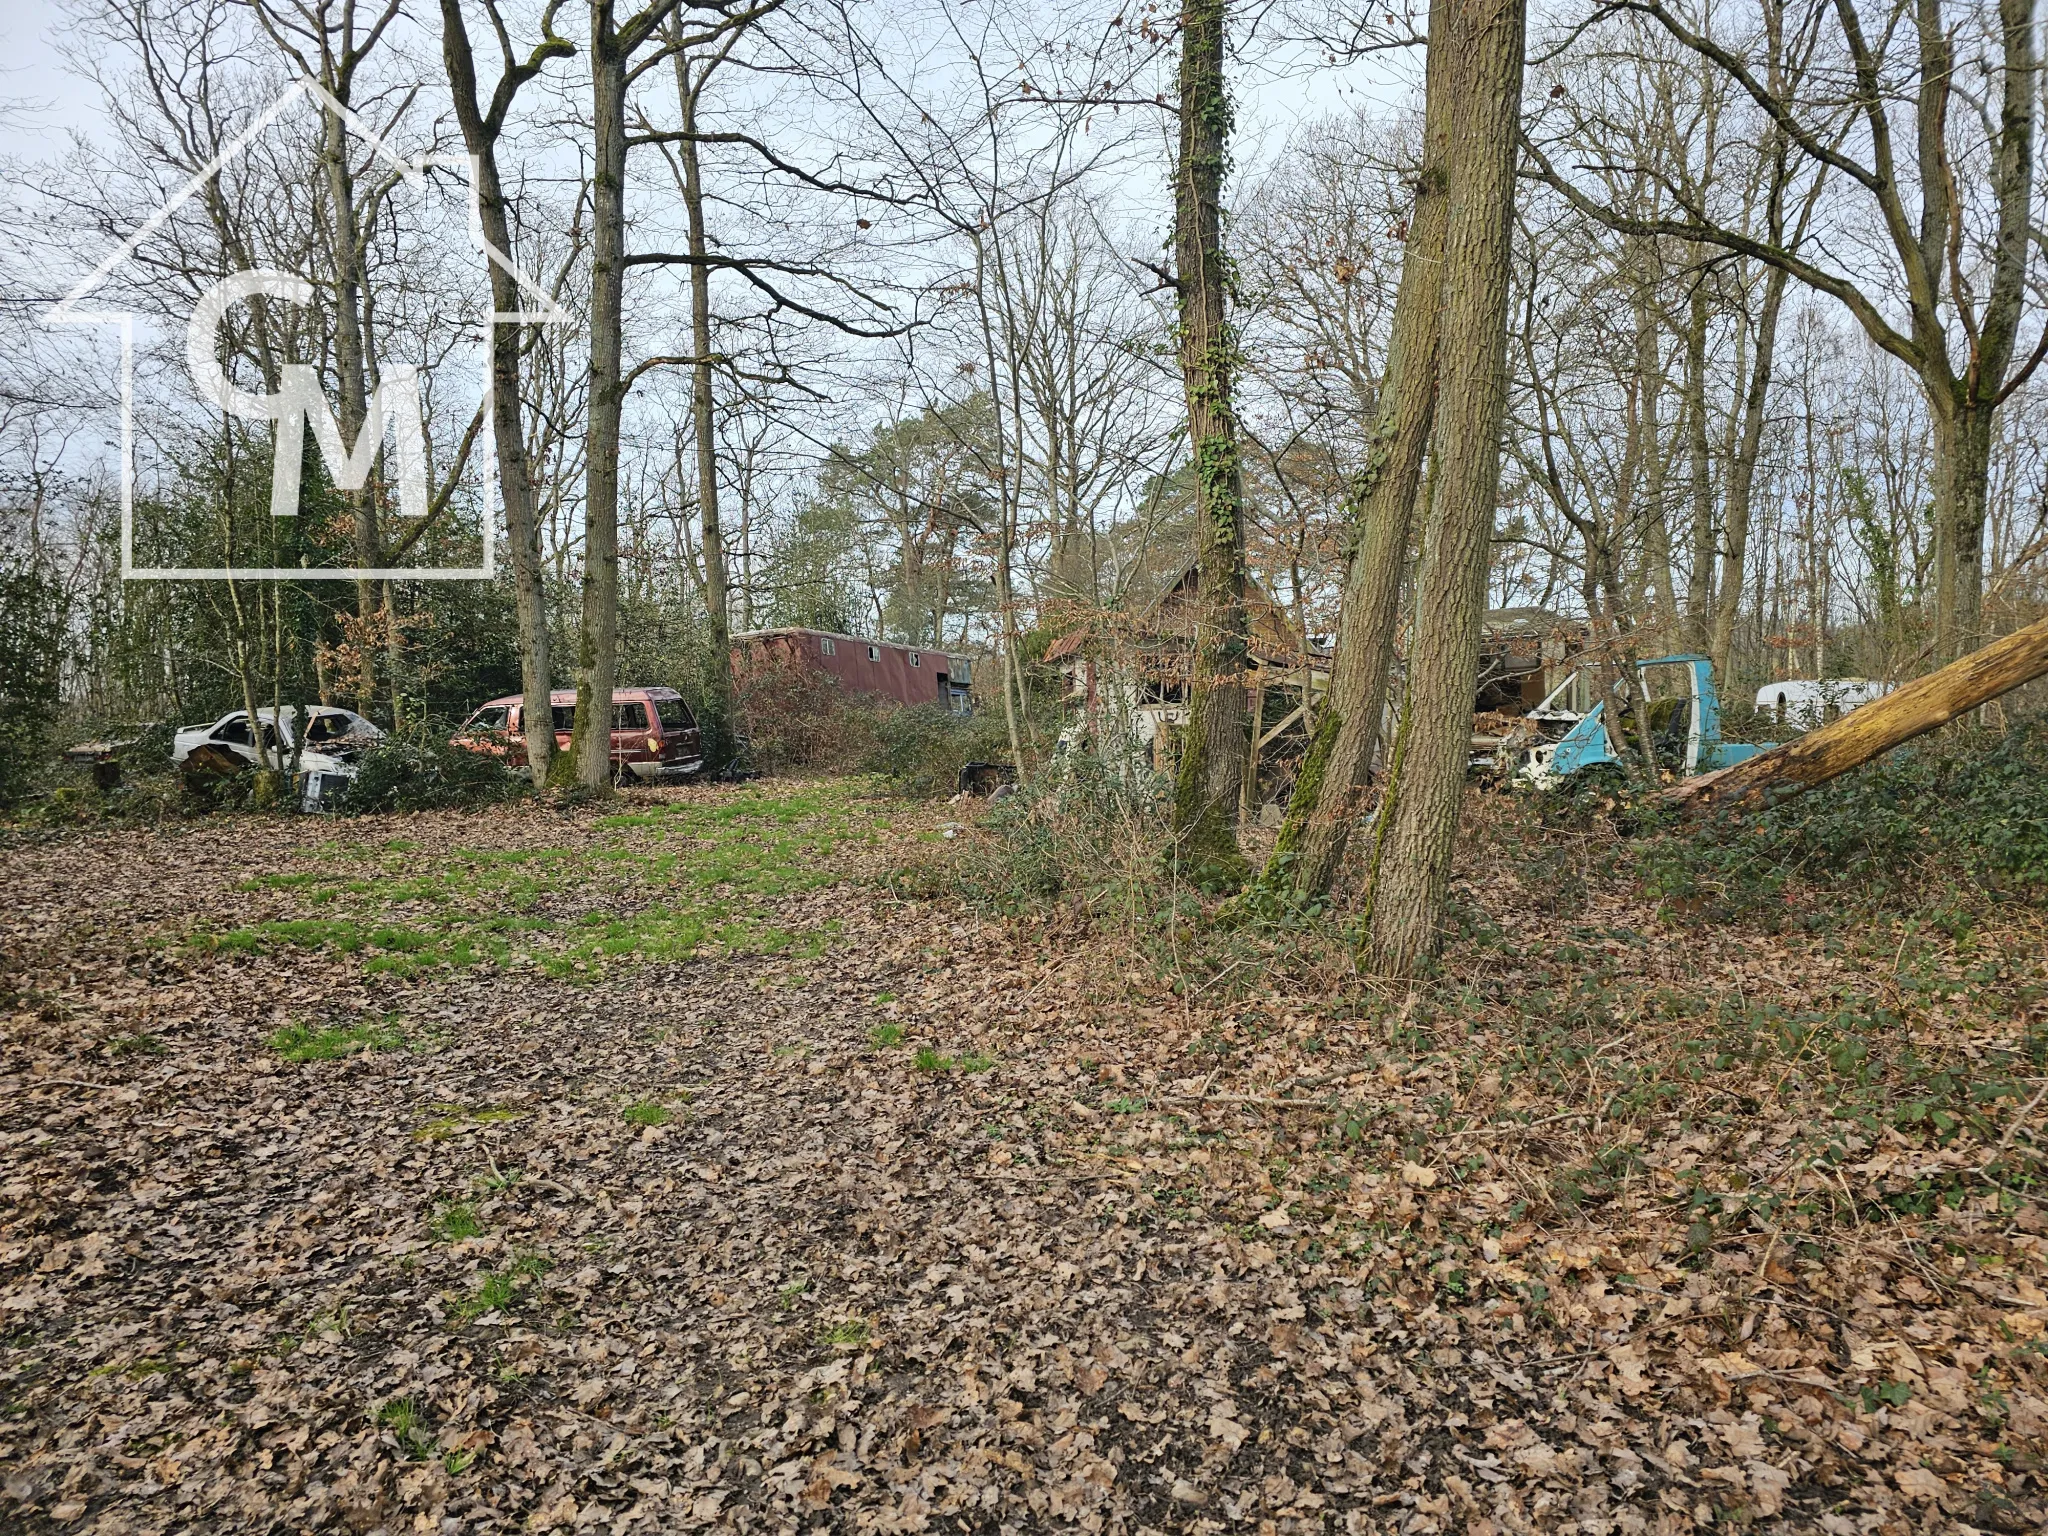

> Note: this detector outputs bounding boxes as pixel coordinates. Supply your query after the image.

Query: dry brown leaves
[2,782,2045,1535]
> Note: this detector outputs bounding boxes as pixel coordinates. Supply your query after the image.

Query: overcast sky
[0,0,1414,197]
[2,8,87,161]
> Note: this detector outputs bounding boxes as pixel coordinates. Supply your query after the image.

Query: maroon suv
[457,687,703,782]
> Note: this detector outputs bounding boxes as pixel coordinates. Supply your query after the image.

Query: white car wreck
[172,706,384,812]
[1754,678,1892,728]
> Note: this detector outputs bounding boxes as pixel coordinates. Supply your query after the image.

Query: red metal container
[732,629,973,714]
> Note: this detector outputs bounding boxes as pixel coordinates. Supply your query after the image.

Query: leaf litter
[2,779,2046,1533]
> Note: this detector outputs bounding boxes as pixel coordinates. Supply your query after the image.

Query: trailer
[731,629,973,715]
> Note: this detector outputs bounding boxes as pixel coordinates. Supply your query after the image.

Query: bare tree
[1530,0,2042,662]
[1365,0,1526,975]
[571,0,677,789]
[244,0,408,715]
[440,0,574,788]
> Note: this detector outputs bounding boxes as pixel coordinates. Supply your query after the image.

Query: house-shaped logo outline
[49,74,567,582]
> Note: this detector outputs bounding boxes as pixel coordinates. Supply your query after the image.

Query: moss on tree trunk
[1166,0,1250,891]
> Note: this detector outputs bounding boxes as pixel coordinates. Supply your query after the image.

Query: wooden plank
[1241,677,1265,820]
[1259,704,1306,750]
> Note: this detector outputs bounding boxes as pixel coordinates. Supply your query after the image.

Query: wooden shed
[1043,565,1331,817]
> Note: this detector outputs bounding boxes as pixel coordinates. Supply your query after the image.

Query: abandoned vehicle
[1505,655,1770,788]
[171,706,385,812]
[456,688,704,783]
[1755,677,1893,726]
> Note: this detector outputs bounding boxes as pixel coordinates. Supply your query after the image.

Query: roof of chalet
[1480,606,1584,641]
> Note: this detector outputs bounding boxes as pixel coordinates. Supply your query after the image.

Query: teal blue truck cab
[1511,654,1768,787]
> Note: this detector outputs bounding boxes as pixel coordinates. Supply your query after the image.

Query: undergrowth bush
[908,744,1360,1001]
[346,721,527,814]
[735,647,1030,796]
[860,704,1014,798]
[1632,714,2048,920]
[0,562,65,807]
[735,652,876,774]
[946,747,1168,913]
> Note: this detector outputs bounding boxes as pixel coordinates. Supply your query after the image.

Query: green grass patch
[912,1046,995,1074]
[377,1396,435,1458]
[449,1252,551,1324]
[269,1017,405,1062]
[622,1101,671,1127]
[431,1203,482,1242]
[869,1023,904,1048]
[190,783,887,981]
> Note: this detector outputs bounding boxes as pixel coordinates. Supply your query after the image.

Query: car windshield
[468,706,509,731]
[655,698,694,732]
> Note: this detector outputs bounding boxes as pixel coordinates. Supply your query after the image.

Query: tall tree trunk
[439,0,566,790]
[1633,250,1679,648]
[314,87,382,717]
[677,53,737,770]
[1167,0,1251,888]
[1933,396,1995,657]
[573,0,629,792]
[1709,263,1786,686]
[1261,0,1456,898]
[1365,0,1525,976]
[1682,276,1715,650]
[966,235,1028,769]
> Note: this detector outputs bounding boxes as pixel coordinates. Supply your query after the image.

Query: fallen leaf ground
[3,779,2046,1535]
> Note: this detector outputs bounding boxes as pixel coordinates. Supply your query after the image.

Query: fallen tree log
[1663,614,2048,814]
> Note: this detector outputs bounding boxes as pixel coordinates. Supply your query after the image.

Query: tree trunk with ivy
[1260,0,1456,900]
[1166,0,1251,890]
[1365,0,1526,976]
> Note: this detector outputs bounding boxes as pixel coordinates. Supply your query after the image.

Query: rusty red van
[456,687,703,782]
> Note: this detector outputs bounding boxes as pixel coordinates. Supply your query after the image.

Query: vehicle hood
[307,731,380,763]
